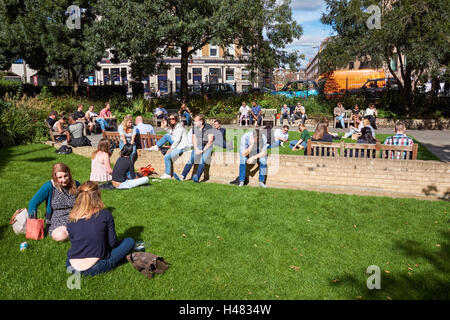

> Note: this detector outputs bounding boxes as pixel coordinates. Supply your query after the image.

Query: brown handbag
[126,252,169,279]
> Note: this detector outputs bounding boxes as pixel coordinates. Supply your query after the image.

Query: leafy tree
[0,0,105,95]
[319,0,450,115]
[95,0,303,102]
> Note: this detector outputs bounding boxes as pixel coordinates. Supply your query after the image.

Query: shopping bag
[26,211,44,240]
[9,208,28,235]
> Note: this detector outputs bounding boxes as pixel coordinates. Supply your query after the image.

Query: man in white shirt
[135,116,155,135]
[269,125,289,149]
[237,129,268,188]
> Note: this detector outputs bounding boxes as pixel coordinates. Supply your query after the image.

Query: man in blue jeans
[174,114,215,182]
[333,101,346,129]
[238,129,268,188]
[249,101,262,127]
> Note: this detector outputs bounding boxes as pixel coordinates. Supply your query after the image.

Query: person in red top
[99,102,115,119]
[97,102,117,132]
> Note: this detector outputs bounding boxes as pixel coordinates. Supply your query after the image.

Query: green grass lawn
[0,144,448,300]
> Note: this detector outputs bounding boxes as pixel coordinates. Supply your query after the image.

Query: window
[175,68,181,92]
[121,68,127,83]
[390,57,397,72]
[103,68,110,85]
[193,68,202,85]
[209,68,221,83]
[226,68,234,81]
[111,68,120,85]
[209,45,218,57]
[241,68,250,80]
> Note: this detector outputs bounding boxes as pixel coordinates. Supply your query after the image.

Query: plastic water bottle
[20,242,28,251]
[134,240,147,252]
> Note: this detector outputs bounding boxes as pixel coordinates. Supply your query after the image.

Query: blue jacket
[28,180,80,220]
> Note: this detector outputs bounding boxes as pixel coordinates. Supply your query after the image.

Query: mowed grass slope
[0,144,448,300]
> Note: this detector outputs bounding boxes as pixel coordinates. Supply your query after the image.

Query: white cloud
[290,0,325,11]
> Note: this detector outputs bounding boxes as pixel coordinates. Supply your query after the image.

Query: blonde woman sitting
[118,114,137,161]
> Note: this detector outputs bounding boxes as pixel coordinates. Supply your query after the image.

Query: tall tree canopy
[94,0,303,102]
[0,0,105,94]
[320,0,450,114]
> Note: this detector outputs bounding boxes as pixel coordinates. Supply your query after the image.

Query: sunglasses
[169,118,176,120]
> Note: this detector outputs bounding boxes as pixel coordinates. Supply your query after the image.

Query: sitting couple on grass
[148,113,214,183]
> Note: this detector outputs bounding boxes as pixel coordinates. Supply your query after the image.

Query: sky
[286,0,335,69]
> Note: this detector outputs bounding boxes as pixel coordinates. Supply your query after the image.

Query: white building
[94,44,269,94]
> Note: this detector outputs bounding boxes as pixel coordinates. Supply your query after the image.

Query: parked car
[357,78,401,98]
[183,83,236,98]
[271,80,319,98]
[242,87,273,94]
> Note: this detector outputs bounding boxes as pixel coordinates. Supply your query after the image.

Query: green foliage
[0,79,21,98]
[0,99,46,147]
[320,0,450,115]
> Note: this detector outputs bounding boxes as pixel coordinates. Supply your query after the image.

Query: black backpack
[55,145,73,154]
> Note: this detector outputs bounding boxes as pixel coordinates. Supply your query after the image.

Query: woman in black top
[111,143,149,189]
[66,181,135,276]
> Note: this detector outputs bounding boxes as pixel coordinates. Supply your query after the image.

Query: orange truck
[317,69,386,97]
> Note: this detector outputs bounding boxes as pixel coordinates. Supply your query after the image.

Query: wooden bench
[44,120,66,142]
[307,140,418,160]
[103,131,166,156]
[261,108,278,127]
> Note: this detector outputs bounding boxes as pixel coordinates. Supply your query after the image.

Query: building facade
[94,44,270,95]
[273,68,306,90]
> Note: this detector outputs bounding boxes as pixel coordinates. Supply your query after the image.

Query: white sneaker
[159,173,172,179]
[259,182,267,188]
[147,145,159,151]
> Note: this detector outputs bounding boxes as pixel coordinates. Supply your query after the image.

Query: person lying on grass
[111,143,149,189]
[66,181,135,276]
[28,163,80,242]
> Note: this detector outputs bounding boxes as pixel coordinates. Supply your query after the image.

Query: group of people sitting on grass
[28,162,135,276]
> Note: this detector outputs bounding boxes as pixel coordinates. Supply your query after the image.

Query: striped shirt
[383,134,414,159]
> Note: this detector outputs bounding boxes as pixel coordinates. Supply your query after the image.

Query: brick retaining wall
[51,142,449,200]
[132,150,450,200]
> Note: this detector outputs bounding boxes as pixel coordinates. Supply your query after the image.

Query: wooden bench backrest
[307,140,418,160]
[262,108,277,118]
[103,131,164,150]
[102,131,121,146]
[139,133,164,149]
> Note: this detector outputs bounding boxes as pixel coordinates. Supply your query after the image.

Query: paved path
[87,125,450,162]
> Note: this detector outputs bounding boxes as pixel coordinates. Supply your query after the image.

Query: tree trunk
[70,68,79,96]
[180,44,189,104]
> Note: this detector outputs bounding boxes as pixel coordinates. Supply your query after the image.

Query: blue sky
[286,0,335,68]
